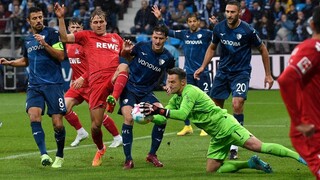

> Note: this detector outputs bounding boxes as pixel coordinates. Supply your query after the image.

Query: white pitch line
[0,132,177,160]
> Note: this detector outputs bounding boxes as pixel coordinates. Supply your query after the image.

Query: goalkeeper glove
[139,102,170,117]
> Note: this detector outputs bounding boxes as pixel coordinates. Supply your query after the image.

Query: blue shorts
[210,71,250,100]
[187,72,212,94]
[119,87,159,112]
[26,84,67,116]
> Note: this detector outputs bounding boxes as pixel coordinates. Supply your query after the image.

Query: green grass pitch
[0,90,314,180]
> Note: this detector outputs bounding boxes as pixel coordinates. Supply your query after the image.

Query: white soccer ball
[131,105,150,125]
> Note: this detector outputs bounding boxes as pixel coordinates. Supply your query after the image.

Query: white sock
[230,145,238,152]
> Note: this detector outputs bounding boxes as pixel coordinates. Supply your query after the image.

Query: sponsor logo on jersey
[220,39,241,46]
[138,58,161,72]
[69,58,81,64]
[185,40,203,44]
[27,44,45,53]
[96,42,119,51]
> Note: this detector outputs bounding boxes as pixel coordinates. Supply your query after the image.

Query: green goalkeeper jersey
[166,84,240,139]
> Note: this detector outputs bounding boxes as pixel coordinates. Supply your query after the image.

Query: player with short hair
[140,67,307,173]
[194,0,274,159]
[0,7,66,168]
[153,7,212,136]
[64,17,123,148]
[278,6,320,179]
[120,24,175,169]
[54,3,130,166]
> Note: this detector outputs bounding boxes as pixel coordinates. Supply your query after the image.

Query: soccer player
[152,6,212,136]
[194,0,274,159]
[120,25,175,169]
[0,7,66,168]
[140,67,307,173]
[54,3,129,166]
[64,18,123,148]
[278,6,320,179]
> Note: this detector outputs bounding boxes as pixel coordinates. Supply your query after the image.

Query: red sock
[64,111,82,130]
[112,71,128,100]
[92,128,104,150]
[102,114,119,136]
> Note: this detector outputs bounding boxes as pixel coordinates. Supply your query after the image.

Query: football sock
[234,114,244,125]
[261,143,300,160]
[122,124,133,160]
[112,71,128,100]
[92,128,104,150]
[31,122,47,155]
[65,110,82,130]
[149,124,166,155]
[102,114,119,136]
[54,126,65,158]
[217,161,249,173]
[184,119,190,126]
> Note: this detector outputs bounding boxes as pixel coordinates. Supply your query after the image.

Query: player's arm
[120,39,134,62]
[54,3,75,43]
[257,43,274,89]
[0,57,28,67]
[33,34,65,62]
[194,42,217,79]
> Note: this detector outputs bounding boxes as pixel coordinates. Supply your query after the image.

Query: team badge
[197,34,202,39]
[75,48,79,54]
[236,34,242,40]
[159,59,165,65]
[297,57,312,75]
[111,37,117,43]
[123,99,128,105]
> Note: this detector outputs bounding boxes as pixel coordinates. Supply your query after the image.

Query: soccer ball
[131,105,151,125]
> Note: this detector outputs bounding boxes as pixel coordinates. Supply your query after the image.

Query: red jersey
[66,43,89,88]
[74,31,123,82]
[278,38,320,137]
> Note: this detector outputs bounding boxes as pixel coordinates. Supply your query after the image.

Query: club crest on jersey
[316,42,320,52]
[159,59,165,65]
[111,37,117,43]
[197,34,202,39]
[75,48,80,54]
[297,57,312,75]
[236,34,242,40]
[123,99,128,105]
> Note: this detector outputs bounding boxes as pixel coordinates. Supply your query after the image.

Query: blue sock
[234,114,244,126]
[149,124,166,155]
[184,119,190,125]
[122,124,133,161]
[54,127,65,158]
[31,122,47,155]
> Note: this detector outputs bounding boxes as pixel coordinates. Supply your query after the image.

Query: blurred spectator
[73,5,90,30]
[182,0,197,14]
[0,2,11,34]
[99,0,120,30]
[9,4,23,34]
[200,0,220,27]
[272,1,284,31]
[292,11,309,42]
[48,18,59,30]
[8,0,20,13]
[274,14,294,53]
[240,0,252,23]
[254,14,275,40]
[286,4,297,22]
[250,1,263,28]
[159,3,172,27]
[130,0,157,34]
[303,0,316,19]
[45,4,56,25]
[171,1,189,30]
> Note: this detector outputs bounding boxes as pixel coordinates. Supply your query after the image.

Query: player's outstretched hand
[0,58,11,65]
[296,124,315,137]
[54,3,65,18]
[194,67,204,80]
[138,102,153,115]
[151,5,161,20]
[139,102,170,117]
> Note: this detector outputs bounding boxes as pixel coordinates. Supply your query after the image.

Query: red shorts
[291,133,320,178]
[88,73,114,110]
[65,86,90,104]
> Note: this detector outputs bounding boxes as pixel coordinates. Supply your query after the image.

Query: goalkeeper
[140,67,307,173]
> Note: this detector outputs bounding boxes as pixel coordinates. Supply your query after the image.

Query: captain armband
[52,42,64,50]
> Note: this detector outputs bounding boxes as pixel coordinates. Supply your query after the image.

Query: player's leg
[27,88,52,166]
[64,95,88,147]
[102,114,123,148]
[177,74,195,136]
[107,63,129,113]
[44,84,67,168]
[229,74,249,160]
[121,105,135,169]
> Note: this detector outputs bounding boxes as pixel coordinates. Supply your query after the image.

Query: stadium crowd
[0,0,318,51]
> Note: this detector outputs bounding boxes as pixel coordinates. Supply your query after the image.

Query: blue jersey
[23,27,64,86]
[170,29,212,74]
[212,20,262,73]
[127,41,175,96]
